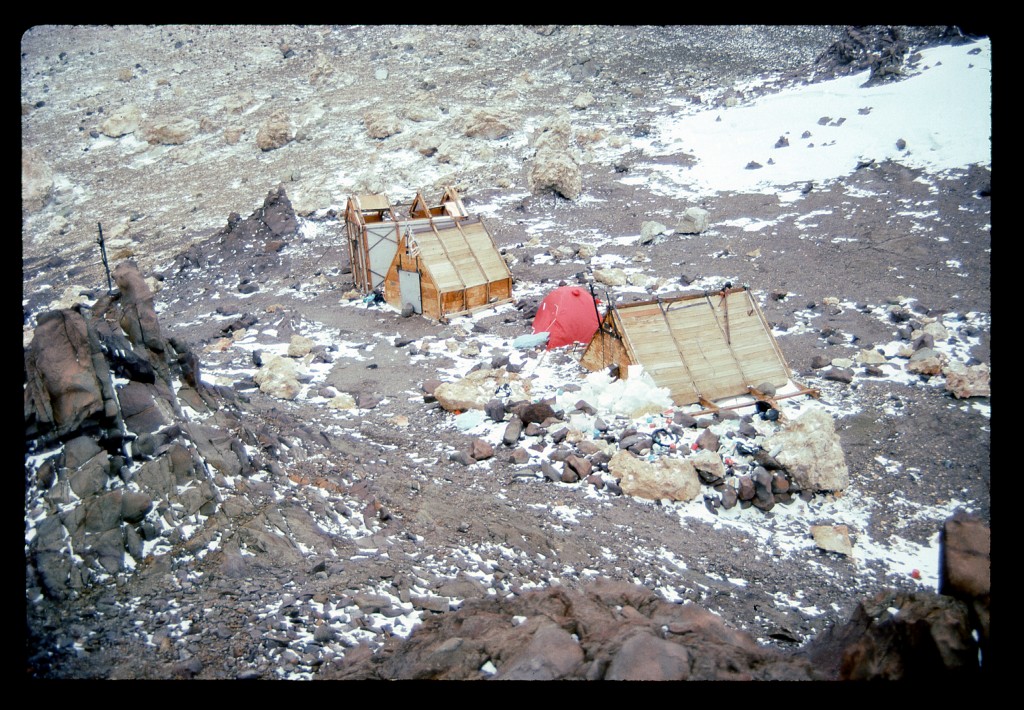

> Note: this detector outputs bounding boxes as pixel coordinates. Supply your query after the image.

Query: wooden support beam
[688,387,818,418]
[439,297,515,323]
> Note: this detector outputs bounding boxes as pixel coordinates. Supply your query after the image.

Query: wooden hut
[344,187,513,320]
[581,286,814,409]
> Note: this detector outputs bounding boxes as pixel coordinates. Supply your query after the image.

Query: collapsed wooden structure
[344,187,514,320]
[580,286,817,411]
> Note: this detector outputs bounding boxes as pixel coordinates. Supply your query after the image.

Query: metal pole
[96,222,113,294]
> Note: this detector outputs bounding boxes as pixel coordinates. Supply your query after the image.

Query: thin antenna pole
[588,281,601,327]
[96,222,113,294]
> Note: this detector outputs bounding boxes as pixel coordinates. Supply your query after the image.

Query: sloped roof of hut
[582,286,793,407]
[406,217,511,294]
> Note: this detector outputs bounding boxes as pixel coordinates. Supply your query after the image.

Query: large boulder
[527,111,581,199]
[22,147,54,213]
[609,450,701,502]
[434,370,531,413]
[906,347,945,376]
[764,408,849,492]
[676,206,710,234]
[253,354,302,400]
[691,449,726,484]
[836,592,981,679]
[461,108,515,140]
[605,631,691,680]
[363,109,402,140]
[287,334,315,358]
[495,623,584,680]
[100,104,141,137]
[943,362,990,398]
[810,524,854,556]
[142,117,197,145]
[256,109,295,150]
[404,95,440,122]
[528,148,582,200]
[24,309,107,440]
[639,220,670,244]
[940,514,990,666]
[593,267,628,287]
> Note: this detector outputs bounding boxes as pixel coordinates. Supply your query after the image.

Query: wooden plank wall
[580,327,630,375]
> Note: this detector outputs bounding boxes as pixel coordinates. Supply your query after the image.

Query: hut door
[366,224,399,290]
[398,268,422,314]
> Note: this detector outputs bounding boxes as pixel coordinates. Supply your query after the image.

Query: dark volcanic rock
[321,580,822,681]
[807,590,982,680]
[514,402,559,425]
[940,514,990,664]
[218,186,299,248]
[502,416,524,446]
[25,309,107,443]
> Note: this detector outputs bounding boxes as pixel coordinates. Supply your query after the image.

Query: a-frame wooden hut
[344,187,513,320]
[581,286,813,409]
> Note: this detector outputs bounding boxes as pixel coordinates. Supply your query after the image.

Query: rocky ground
[22,25,990,680]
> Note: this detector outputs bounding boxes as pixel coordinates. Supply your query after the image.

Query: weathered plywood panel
[489,279,512,301]
[581,330,618,372]
[464,284,489,309]
[581,289,790,406]
[354,194,391,211]
[442,290,466,314]
[420,222,510,296]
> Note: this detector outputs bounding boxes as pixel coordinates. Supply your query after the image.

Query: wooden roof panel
[352,194,391,211]
[586,289,791,406]
[413,221,510,293]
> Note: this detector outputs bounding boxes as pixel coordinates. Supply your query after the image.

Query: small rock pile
[807,297,990,398]
[429,364,851,514]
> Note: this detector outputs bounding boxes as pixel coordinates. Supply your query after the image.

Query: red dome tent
[532,286,601,350]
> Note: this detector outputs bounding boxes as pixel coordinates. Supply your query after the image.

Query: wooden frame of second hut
[344,187,513,321]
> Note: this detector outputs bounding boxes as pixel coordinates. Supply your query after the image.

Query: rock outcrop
[321,580,824,680]
[24,262,252,600]
[527,111,582,200]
